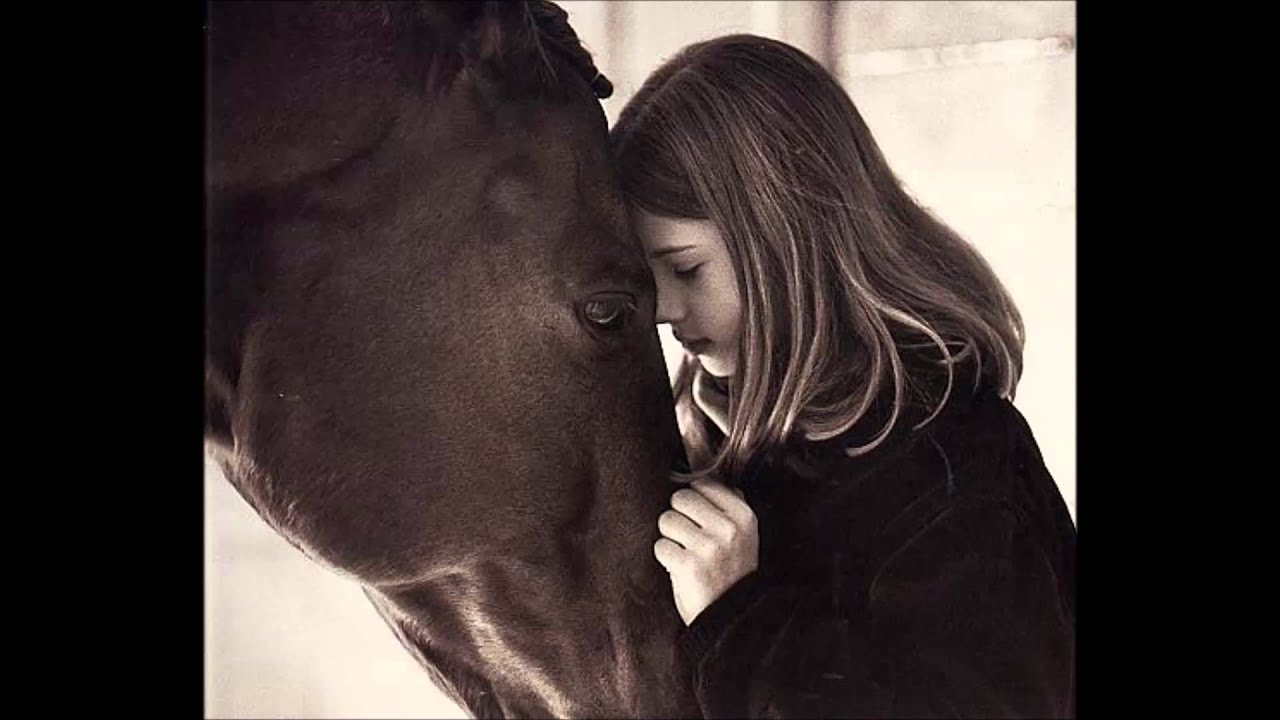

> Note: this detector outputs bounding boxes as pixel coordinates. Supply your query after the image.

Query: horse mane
[400,0,613,101]
[513,0,614,99]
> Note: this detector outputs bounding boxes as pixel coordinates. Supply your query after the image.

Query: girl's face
[635,210,742,378]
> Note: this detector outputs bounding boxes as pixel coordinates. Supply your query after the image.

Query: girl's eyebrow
[648,245,696,260]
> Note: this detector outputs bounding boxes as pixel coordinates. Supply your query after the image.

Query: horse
[204,2,698,716]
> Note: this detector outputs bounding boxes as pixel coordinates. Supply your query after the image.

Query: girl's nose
[654,280,682,325]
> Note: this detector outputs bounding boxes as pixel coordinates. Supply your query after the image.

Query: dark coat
[679,382,1076,718]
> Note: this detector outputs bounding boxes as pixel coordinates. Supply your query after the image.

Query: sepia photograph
[205,2,1076,717]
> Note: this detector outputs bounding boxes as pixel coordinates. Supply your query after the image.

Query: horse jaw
[366,556,693,719]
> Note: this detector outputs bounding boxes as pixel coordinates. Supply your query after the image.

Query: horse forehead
[506,95,611,171]
[477,126,620,223]
[484,170,541,218]
[481,147,577,210]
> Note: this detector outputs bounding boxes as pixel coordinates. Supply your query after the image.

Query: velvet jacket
[679,381,1076,719]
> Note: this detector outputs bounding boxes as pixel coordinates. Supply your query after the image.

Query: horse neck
[365,555,697,718]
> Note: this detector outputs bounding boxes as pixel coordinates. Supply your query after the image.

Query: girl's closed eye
[674,262,704,279]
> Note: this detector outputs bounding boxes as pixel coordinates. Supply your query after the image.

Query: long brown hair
[609,34,1024,481]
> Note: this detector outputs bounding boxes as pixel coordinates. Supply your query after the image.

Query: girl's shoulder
[794,384,1067,547]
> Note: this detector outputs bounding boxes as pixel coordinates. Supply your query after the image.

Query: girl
[610,34,1075,718]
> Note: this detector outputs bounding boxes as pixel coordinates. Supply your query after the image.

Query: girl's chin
[697,354,735,379]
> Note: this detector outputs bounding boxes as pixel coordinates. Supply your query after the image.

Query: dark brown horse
[205,2,697,716]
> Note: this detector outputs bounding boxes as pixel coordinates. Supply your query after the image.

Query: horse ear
[411,1,524,92]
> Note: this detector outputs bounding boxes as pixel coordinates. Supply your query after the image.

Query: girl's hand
[654,478,759,626]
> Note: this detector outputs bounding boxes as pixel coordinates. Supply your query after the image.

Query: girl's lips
[682,338,713,354]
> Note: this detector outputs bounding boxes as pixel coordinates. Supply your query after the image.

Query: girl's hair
[609,34,1026,482]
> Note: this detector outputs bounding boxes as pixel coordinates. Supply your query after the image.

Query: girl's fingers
[670,487,734,537]
[690,479,755,527]
[653,537,689,572]
[658,509,709,552]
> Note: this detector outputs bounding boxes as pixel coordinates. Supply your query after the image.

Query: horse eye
[582,294,636,330]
